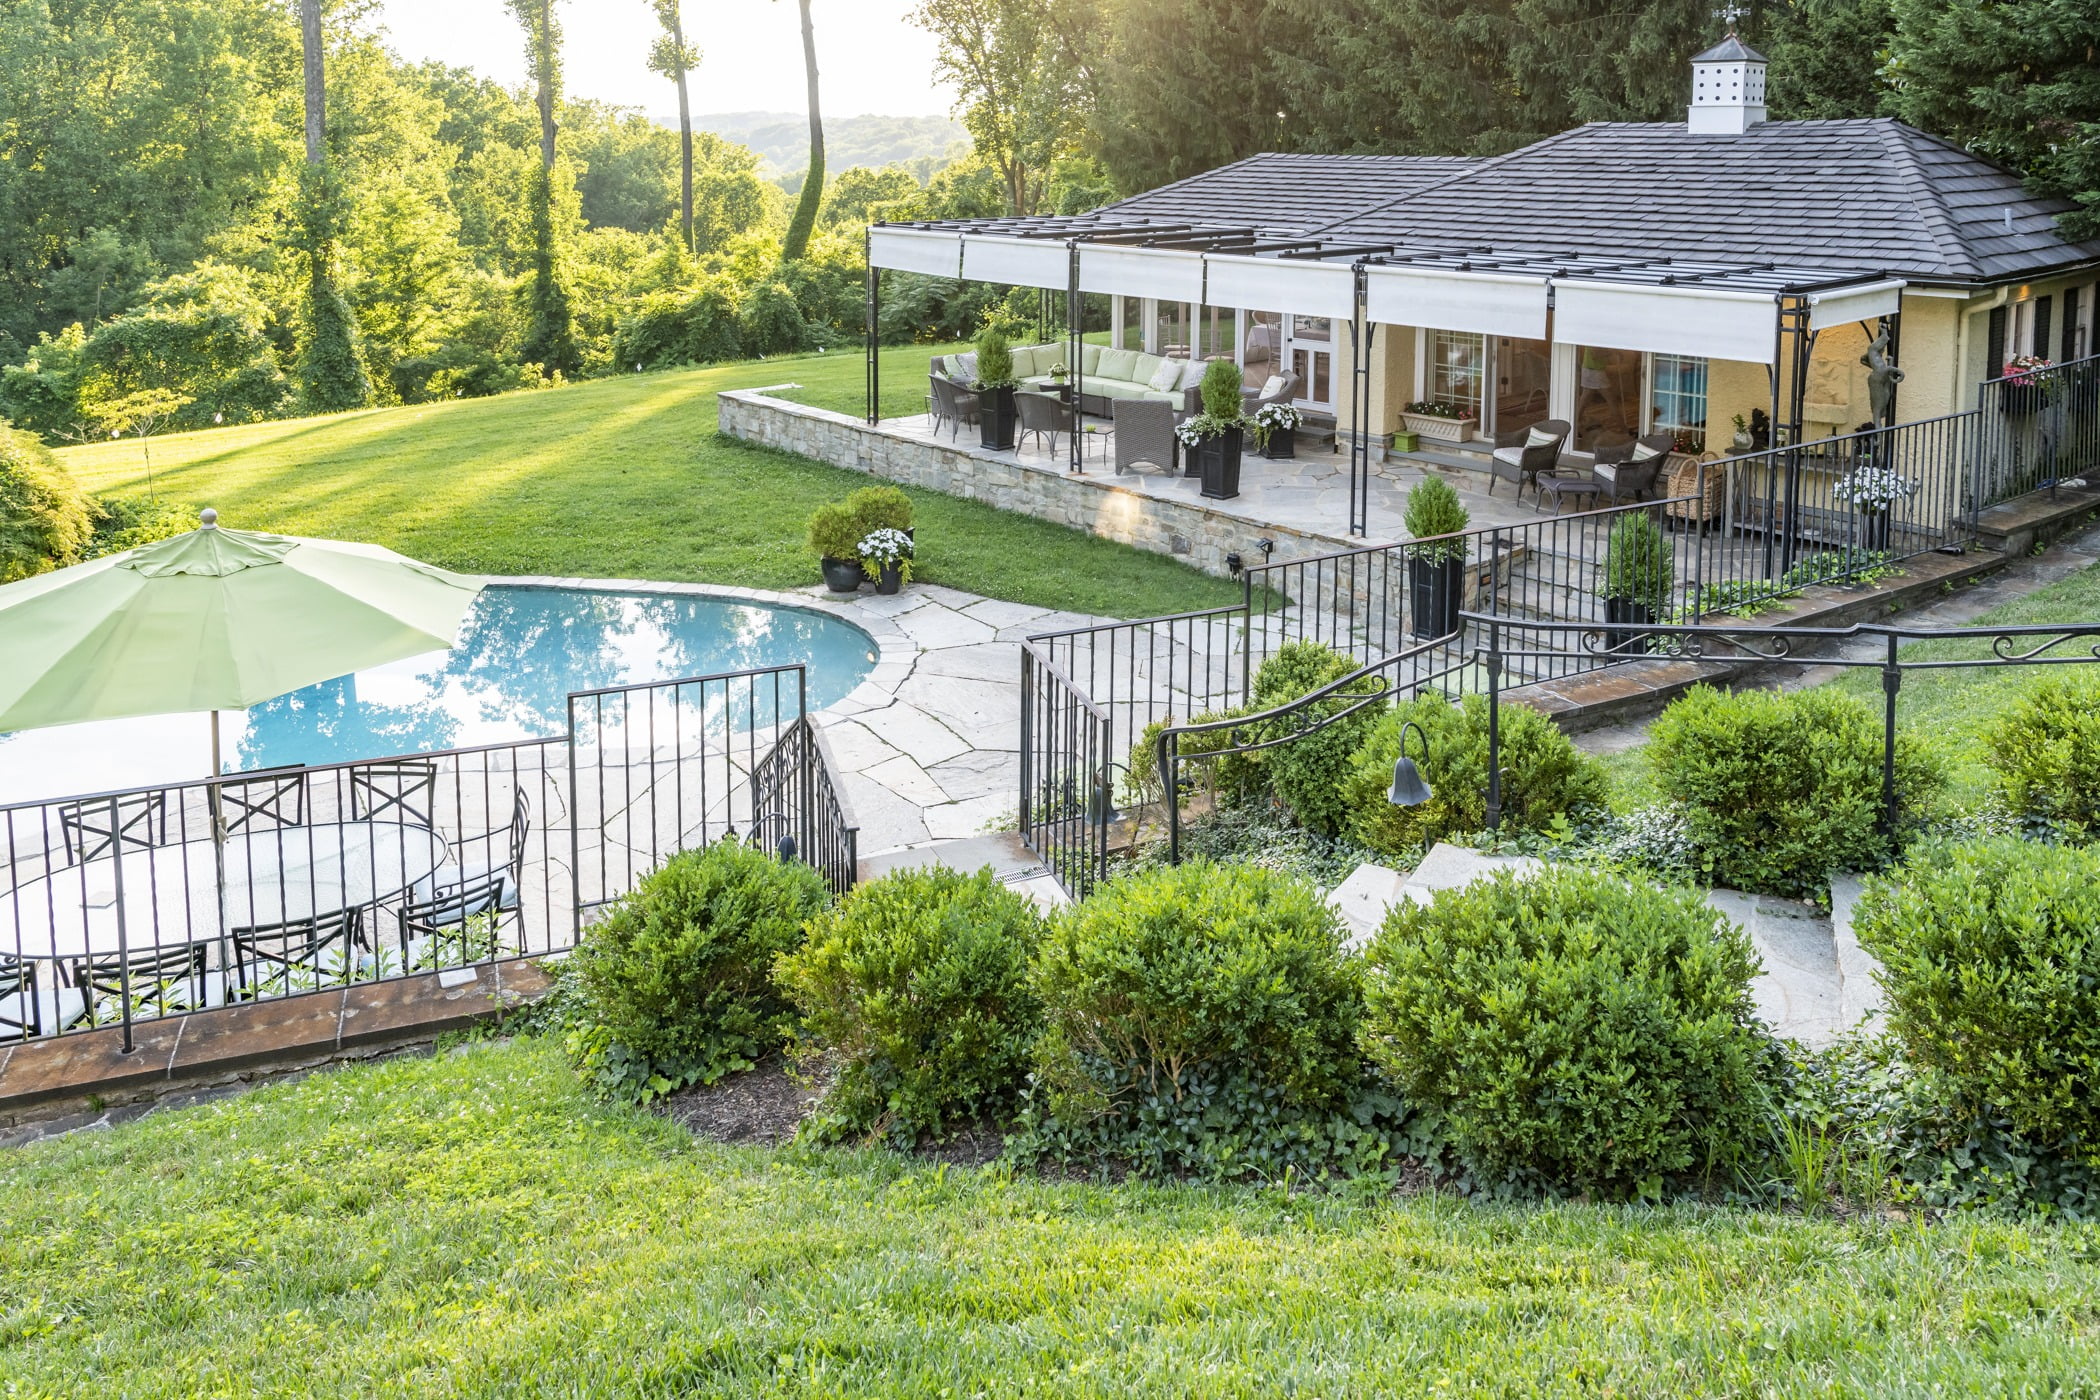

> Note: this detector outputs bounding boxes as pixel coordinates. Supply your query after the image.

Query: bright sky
[368,0,955,123]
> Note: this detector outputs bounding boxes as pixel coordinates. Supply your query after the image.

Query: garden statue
[1862,325,1904,427]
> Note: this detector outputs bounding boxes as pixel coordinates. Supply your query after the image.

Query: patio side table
[1538,473,1604,515]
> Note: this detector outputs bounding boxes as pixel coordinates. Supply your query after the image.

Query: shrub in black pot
[1598,512,1672,652]
[805,502,865,592]
[1401,477,1469,640]
[1179,360,1248,500]
[973,329,1020,451]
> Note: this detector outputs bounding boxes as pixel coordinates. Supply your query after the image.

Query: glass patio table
[0,821,449,963]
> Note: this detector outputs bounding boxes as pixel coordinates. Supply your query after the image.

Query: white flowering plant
[1833,466,1918,510]
[857,526,914,581]
[1253,402,1300,432]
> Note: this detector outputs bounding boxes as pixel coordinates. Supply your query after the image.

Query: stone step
[856,831,1070,909]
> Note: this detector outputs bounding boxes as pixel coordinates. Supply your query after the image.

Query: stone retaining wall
[717,387,1352,578]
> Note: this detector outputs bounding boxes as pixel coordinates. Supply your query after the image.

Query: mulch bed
[658,1057,820,1148]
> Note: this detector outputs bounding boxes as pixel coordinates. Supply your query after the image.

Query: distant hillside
[694,111,966,180]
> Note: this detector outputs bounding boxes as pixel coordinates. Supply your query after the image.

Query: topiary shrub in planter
[566,839,832,1103]
[1985,673,2100,837]
[1647,685,1943,896]
[1855,838,2100,1161]
[1251,642,1385,838]
[806,501,865,591]
[1342,692,1606,857]
[1598,511,1672,651]
[1401,476,1469,640]
[845,483,913,538]
[778,865,1045,1144]
[973,328,1020,450]
[1030,861,1362,1148]
[1360,866,1776,1193]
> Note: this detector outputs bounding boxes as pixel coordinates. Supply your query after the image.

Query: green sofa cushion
[1080,343,1104,375]
[1097,347,1141,383]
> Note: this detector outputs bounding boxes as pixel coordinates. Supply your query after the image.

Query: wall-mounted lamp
[1256,538,1275,558]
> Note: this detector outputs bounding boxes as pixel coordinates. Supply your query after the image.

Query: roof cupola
[1688,33,1768,135]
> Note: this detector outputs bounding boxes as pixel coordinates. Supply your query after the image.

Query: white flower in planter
[1833,466,1918,510]
[858,527,914,572]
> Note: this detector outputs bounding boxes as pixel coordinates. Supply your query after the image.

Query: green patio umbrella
[0,508,485,769]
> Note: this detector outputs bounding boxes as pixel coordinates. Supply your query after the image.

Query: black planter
[1999,380,2045,416]
[1856,509,1892,553]
[820,556,865,592]
[876,563,903,595]
[1191,426,1243,499]
[1258,427,1297,460]
[1602,596,1656,653]
[978,385,1018,450]
[1407,554,1466,640]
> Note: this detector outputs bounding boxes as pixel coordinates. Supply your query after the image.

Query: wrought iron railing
[1,663,856,1053]
[1017,640,1115,898]
[1975,353,2100,507]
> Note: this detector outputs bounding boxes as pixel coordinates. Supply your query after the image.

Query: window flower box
[1399,408,1476,443]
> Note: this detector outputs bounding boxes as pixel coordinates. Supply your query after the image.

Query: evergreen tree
[1760,0,1897,119]
[1887,0,2100,240]
[507,0,580,373]
[296,0,372,413]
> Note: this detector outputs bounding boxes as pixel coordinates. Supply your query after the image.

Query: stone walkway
[788,580,1107,857]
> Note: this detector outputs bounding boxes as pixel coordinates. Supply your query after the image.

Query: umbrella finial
[199,508,218,531]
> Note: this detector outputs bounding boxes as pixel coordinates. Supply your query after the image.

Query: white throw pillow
[1180,358,1210,390]
[1260,374,1288,398]
[1148,357,1186,392]
[953,352,978,381]
[1525,425,1560,448]
[1631,440,1665,460]
[1595,463,1619,484]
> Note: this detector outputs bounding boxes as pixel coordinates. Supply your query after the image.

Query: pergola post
[863,230,880,426]
[1347,263,1372,537]
[1067,241,1083,474]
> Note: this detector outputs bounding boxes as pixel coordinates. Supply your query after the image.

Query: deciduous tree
[506,0,580,373]
[646,0,700,253]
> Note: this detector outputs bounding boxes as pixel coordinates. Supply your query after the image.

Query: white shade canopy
[1551,280,1781,363]
[1204,254,1358,320]
[960,234,1070,289]
[1808,279,1905,331]
[868,227,962,278]
[1364,265,1550,338]
[1077,244,1205,301]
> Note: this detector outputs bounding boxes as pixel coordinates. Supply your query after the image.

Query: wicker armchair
[1242,371,1301,416]
[928,374,980,440]
[1488,419,1570,500]
[1592,431,1674,504]
[1113,399,1180,476]
[1015,390,1072,454]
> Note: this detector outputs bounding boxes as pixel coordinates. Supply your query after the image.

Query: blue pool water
[0,586,877,803]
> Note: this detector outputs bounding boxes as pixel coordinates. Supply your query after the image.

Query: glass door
[1572,346,1643,453]
[1284,314,1334,410]
[1492,337,1553,436]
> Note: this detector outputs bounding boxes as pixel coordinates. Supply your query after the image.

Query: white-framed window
[1428,329,1486,418]
[1649,353,1710,452]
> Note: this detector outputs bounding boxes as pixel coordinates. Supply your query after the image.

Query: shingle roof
[1312,119,2100,284]
[1095,152,1478,237]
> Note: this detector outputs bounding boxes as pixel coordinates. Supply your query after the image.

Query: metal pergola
[867,217,1906,538]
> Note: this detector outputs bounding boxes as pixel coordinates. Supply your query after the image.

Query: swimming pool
[0,586,877,803]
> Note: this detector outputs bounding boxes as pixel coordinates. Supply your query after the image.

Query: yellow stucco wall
[1333,324,1417,438]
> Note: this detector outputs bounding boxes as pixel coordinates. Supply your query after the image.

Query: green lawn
[1,1038,2094,1395]
[55,347,1240,620]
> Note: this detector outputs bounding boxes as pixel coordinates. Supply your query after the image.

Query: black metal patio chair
[349,760,439,829]
[1,955,43,1040]
[231,907,367,994]
[57,791,170,865]
[65,943,212,1028]
[217,765,309,834]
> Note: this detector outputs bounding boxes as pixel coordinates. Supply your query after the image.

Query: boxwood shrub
[1251,642,1385,837]
[1360,866,1775,1193]
[1985,674,2100,836]
[1855,838,2100,1159]
[1343,692,1606,857]
[1647,684,1942,895]
[777,865,1045,1143]
[1030,861,1362,1132]
[566,839,832,1102]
